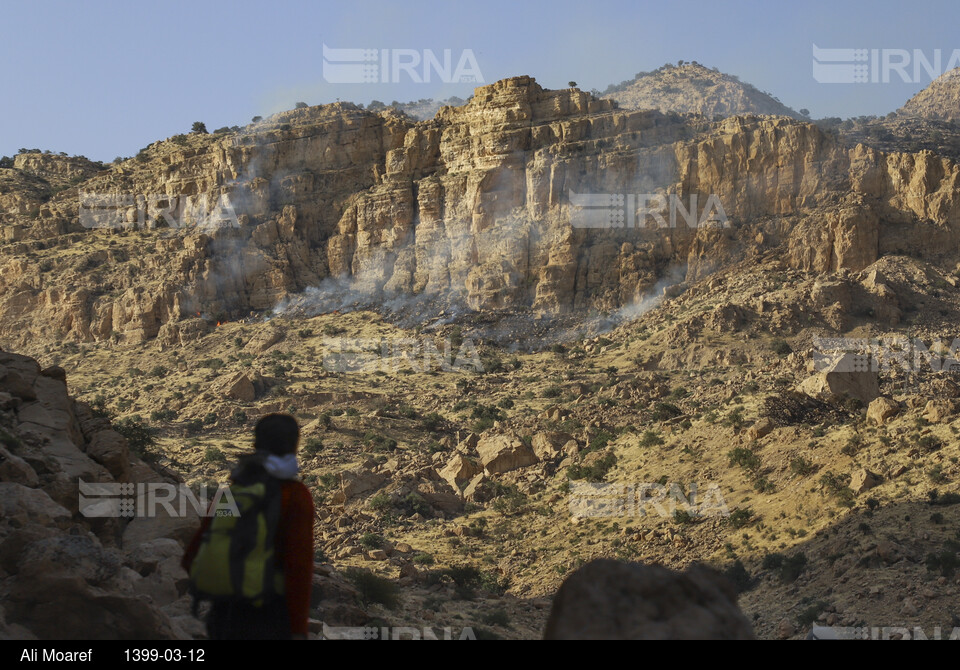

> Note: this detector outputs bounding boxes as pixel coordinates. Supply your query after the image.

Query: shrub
[359,533,384,550]
[489,482,528,514]
[203,446,226,463]
[790,456,815,477]
[728,447,760,471]
[302,437,323,456]
[771,339,792,356]
[770,553,808,583]
[199,358,225,371]
[402,492,429,516]
[191,121,208,134]
[723,560,754,593]
[150,408,178,422]
[651,402,682,421]
[926,551,960,577]
[368,493,392,513]
[480,609,511,627]
[113,416,156,454]
[344,568,399,608]
[566,452,617,483]
[421,412,444,431]
[728,508,754,529]
[639,430,664,448]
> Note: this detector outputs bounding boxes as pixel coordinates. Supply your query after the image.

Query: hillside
[602,62,802,119]
[899,67,960,124]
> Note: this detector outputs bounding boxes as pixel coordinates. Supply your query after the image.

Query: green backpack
[189,477,285,607]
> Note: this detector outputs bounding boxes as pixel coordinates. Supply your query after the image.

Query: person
[182,413,314,640]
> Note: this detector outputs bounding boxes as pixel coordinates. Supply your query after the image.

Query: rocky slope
[899,67,960,123]
[603,62,802,119]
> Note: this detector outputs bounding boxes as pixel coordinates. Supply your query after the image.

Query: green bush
[728,508,754,529]
[566,452,617,483]
[359,533,384,550]
[728,447,760,471]
[203,446,226,463]
[368,492,392,513]
[302,437,323,456]
[639,430,664,448]
[344,568,399,609]
[113,417,156,454]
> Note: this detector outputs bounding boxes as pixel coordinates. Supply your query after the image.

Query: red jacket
[182,479,315,636]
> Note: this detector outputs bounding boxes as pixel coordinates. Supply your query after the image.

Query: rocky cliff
[0,349,200,639]
[1,76,960,349]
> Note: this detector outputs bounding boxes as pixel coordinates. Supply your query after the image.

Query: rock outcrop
[0,350,199,639]
[543,559,755,639]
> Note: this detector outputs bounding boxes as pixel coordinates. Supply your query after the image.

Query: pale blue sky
[2,0,958,161]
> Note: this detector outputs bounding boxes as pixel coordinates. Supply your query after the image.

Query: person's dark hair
[254,414,300,455]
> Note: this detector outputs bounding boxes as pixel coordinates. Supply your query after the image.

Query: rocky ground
[2,247,958,639]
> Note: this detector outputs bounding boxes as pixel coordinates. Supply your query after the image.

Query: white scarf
[262,453,300,480]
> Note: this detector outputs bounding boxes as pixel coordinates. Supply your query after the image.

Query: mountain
[898,67,960,123]
[2,75,959,351]
[602,62,803,119]
[4,74,960,639]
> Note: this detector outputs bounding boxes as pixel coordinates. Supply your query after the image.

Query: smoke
[612,264,688,322]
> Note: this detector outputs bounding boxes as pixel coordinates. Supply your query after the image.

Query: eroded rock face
[4,77,960,348]
[543,559,755,640]
[0,350,202,640]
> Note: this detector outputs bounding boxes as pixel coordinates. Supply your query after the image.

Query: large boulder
[923,399,956,423]
[215,371,257,402]
[798,352,880,404]
[477,434,537,474]
[544,559,754,639]
[0,445,39,486]
[867,397,899,425]
[850,468,880,495]
[333,467,387,504]
[415,480,463,514]
[438,453,481,490]
[531,432,576,461]
[86,430,131,481]
[0,482,71,525]
[6,575,181,640]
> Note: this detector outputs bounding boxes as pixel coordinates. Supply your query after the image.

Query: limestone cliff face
[1,76,960,347]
